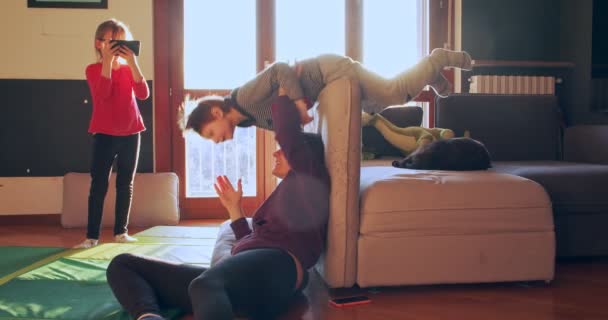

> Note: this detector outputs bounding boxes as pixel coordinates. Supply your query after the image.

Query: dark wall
[462,0,608,125]
[462,0,561,61]
[592,0,608,75]
[0,79,154,176]
[559,0,608,123]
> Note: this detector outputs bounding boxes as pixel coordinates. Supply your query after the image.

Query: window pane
[184,0,256,89]
[183,0,257,198]
[276,0,345,62]
[185,128,257,198]
[363,0,427,78]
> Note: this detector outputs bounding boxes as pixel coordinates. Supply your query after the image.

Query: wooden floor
[1,220,608,320]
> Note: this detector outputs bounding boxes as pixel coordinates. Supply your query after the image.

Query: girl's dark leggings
[87,133,140,239]
[106,248,305,320]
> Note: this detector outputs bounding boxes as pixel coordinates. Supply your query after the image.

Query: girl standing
[76,19,149,248]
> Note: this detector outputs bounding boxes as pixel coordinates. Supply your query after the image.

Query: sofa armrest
[305,77,361,288]
[564,125,608,164]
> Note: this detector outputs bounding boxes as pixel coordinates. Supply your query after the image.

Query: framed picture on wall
[27,0,108,9]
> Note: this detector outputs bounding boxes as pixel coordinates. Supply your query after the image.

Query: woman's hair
[178,95,233,134]
[94,19,133,60]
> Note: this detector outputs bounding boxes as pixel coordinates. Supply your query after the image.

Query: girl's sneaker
[115,233,138,243]
[74,238,98,249]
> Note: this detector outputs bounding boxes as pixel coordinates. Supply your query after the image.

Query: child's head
[180,95,237,144]
[93,19,133,60]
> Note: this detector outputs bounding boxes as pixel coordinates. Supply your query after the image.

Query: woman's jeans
[106,248,305,320]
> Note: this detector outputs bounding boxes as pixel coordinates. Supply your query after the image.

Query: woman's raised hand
[213,175,244,221]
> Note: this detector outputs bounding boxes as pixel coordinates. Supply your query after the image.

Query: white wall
[0,177,63,215]
[0,0,153,80]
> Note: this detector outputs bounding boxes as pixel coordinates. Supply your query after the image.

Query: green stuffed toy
[361,112,455,160]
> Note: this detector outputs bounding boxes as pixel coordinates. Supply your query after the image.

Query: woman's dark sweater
[230,96,330,270]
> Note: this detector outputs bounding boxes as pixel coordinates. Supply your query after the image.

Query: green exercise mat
[0,279,181,320]
[68,243,212,266]
[0,247,65,279]
[136,236,216,246]
[0,226,220,319]
[134,226,219,239]
[18,258,110,283]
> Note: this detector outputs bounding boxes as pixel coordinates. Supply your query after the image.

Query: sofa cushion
[491,161,608,214]
[359,161,553,235]
[564,125,608,164]
[362,106,423,157]
[61,172,180,228]
[435,94,561,161]
[492,160,608,257]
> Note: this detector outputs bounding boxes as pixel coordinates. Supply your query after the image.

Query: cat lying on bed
[392,137,492,171]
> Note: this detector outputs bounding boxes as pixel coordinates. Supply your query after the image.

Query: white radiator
[469,75,556,95]
[0,177,63,215]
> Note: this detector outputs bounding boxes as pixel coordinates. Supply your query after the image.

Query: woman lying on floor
[106,93,330,320]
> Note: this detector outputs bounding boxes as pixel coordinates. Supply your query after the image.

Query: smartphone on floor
[329,295,371,308]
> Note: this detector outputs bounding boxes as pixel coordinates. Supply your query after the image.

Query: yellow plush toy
[361,112,455,158]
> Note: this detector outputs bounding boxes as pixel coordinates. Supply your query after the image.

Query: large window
[158,0,440,217]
